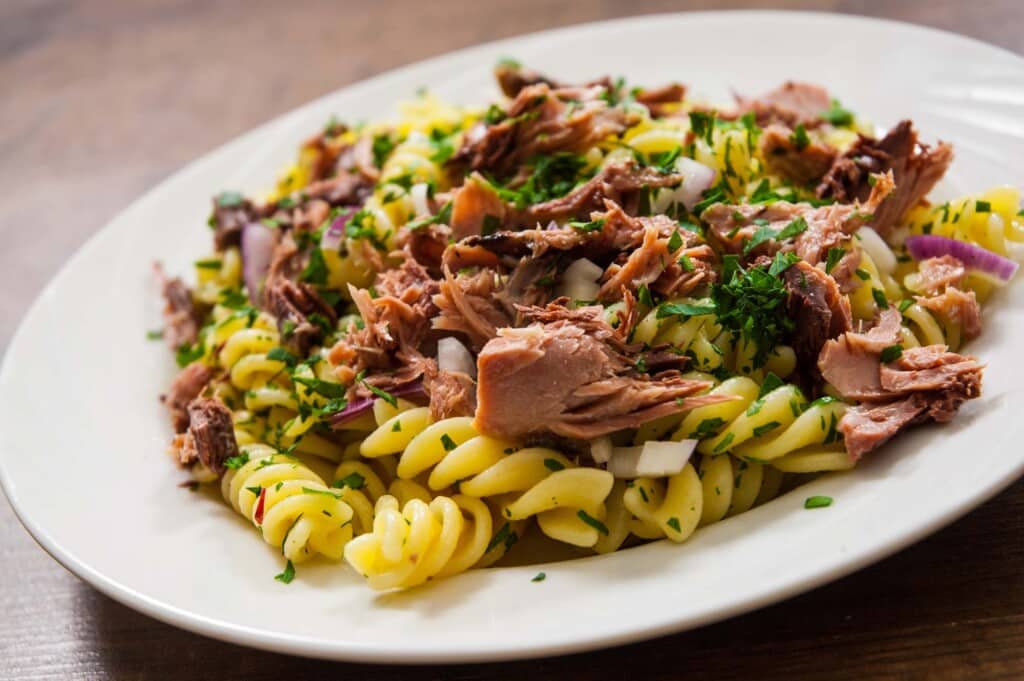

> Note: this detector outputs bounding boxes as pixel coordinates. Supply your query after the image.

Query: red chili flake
[254,488,268,525]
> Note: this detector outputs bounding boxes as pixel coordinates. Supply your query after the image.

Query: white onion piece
[856,226,897,274]
[674,157,718,212]
[607,440,697,479]
[410,183,431,217]
[556,258,603,301]
[240,222,276,304]
[589,436,612,465]
[437,337,476,378]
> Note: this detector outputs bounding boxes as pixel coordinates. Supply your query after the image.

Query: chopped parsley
[789,124,810,150]
[678,253,695,272]
[215,191,244,208]
[711,256,794,368]
[531,572,546,583]
[637,284,654,308]
[360,377,397,408]
[824,248,845,274]
[879,344,904,363]
[292,376,346,399]
[872,288,889,309]
[975,200,991,213]
[777,216,809,240]
[804,495,833,509]
[568,217,605,233]
[688,111,716,146]
[690,417,726,439]
[486,522,518,553]
[820,99,854,126]
[334,472,366,490]
[300,247,328,285]
[667,229,684,252]
[544,458,566,472]
[752,421,781,438]
[657,302,715,320]
[440,433,458,452]
[576,510,609,535]
[666,517,682,533]
[224,453,250,470]
[481,214,501,236]
[371,133,395,168]
[146,329,164,341]
[267,347,297,367]
[274,560,296,584]
[757,372,785,398]
[854,268,871,281]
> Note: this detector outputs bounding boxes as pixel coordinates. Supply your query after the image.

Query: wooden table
[2,1,1023,678]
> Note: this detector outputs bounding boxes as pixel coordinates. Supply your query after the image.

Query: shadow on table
[76,479,1024,681]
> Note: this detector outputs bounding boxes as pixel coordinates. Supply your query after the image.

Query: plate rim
[2,9,1024,664]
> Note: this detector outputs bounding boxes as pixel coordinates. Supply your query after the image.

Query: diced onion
[589,436,612,464]
[410,183,431,218]
[856,227,897,274]
[240,222,276,304]
[673,157,717,212]
[321,208,358,252]
[437,337,476,378]
[607,440,697,479]
[905,234,1019,283]
[556,258,603,301]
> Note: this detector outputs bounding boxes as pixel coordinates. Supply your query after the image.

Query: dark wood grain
[2,1,1023,679]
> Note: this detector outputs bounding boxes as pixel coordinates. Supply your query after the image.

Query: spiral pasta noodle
[221,444,355,562]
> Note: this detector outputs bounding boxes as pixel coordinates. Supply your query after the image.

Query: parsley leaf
[820,99,854,126]
[334,472,365,490]
[879,344,904,363]
[576,510,609,535]
[274,560,296,584]
[711,256,794,368]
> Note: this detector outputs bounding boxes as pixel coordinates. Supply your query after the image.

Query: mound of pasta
[156,61,1015,590]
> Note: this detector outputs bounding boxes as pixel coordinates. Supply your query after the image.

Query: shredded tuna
[493,63,613,99]
[155,263,204,350]
[448,83,627,180]
[759,124,837,185]
[915,255,966,295]
[178,397,238,475]
[432,268,511,350]
[703,171,894,267]
[783,261,852,385]
[528,162,683,225]
[424,366,478,420]
[839,345,982,459]
[474,317,732,441]
[164,363,216,433]
[262,237,338,355]
[817,120,953,236]
[633,83,687,118]
[210,197,257,250]
[737,81,831,128]
[818,307,903,399]
[916,287,982,339]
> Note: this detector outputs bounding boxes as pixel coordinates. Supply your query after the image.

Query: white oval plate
[3,11,1024,664]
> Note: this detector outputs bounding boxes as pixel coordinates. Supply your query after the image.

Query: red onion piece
[327,380,428,428]
[321,207,358,252]
[240,222,277,304]
[905,234,1019,283]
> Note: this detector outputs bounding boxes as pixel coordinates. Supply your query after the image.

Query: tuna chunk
[783,261,852,385]
[155,264,204,350]
[474,313,731,441]
[448,83,626,180]
[840,348,982,460]
[817,120,953,236]
[178,398,239,475]
[820,312,983,458]
[164,363,215,433]
[817,308,904,399]
[432,268,511,350]
[703,171,894,268]
[759,124,837,185]
[738,81,831,128]
[916,287,982,340]
[263,237,338,355]
[914,255,966,295]
[425,367,477,420]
